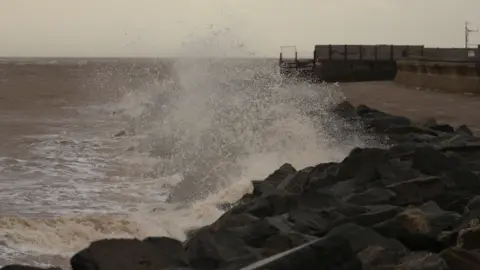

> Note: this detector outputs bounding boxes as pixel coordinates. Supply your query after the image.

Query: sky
[0,0,479,57]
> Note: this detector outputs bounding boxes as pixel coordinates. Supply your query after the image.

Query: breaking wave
[0,26,371,267]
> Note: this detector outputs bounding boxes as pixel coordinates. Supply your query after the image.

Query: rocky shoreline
[5,101,480,270]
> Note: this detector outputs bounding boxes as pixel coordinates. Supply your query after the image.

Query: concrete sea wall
[313,60,397,82]
[297,44,480,83]
[395,58,480,94]
[310,45,424,82]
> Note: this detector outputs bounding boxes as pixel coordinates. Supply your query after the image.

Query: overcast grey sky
[0,0,479,57]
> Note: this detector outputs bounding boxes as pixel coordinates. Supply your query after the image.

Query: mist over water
[0,26,373,268]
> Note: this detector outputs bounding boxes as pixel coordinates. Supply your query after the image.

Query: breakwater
[6,101,480,270]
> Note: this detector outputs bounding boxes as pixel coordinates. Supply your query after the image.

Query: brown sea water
[0,58,361,268]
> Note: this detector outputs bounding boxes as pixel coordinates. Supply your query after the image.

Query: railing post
[295,51,298,70]
[344,44,347,60]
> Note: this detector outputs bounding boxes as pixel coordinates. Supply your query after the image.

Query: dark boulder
[276,170,310,195]
[428,124,455,133]
[184,227,259,270]
[306,162,342,189]
[239,234,361,270]
[373,203,461,252]
[249,163,297,197]
[288,208,345,236]
[457,225,480,250]
[464,195,480,213]
[391,251,449,270]
[260,232,317,257]
[351,205,402,227]
[328,223,406,254]
[411,146,461,175]
[440,247,480,270]
[227,194,297,218]
[142,237,188,265]
[345,187,396,206]
[338,148,389,182]
[375,158,420,186]
[263,163,297,185]
[70,238,189,270]
[356,245,406,269]
[331,100,356,119]
[386,176,446,206]
[295,190,342,211]
[1,266,62,270]
[226,219,280,248]
[457,125,474,136]
[443,168,480,192]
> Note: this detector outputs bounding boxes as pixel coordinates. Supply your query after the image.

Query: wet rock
[260,232,317,257]
[384,125,438,137]
[387,176,446,206]
[331,100,356,118]
[437,230,459,249]
[443,168,480,192]
[263,163,297,185]
[433,191,474,214]
[356,245,406,269]
[387,142,418,158]
[422,117,438,128]
[440,247,480,270]
[142,237,188,265]
[288,208,345,236]
[210,213,260,232]
[457,225,480,250]
[351,205,402,227]
[184,227,259,270]
[457,124,474,136]
[328,223,406,254]
[376,158,420,186]
[295,190,341,211]
[227,193,298,219]
[392,252,449,270]
[345,187,396,206]
[226,219,280,248]
[337,148,389,184]
[264,214,294,233]
[276,170,310,195]
[70,238,189,270]
[363,116,413,133]
[251,180,278,197]
[327,179,357,198]
[428,124,455,133]
[411,146,461,175]
[1,266,62,270]
[373,203,461,252]
[464,195,480,213]
[239,234,361,270]
[306,162,341,189]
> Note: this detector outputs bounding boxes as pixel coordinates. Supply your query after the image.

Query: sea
[0,56,370,268]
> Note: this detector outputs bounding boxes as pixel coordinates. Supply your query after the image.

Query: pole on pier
[465,21,478,48]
